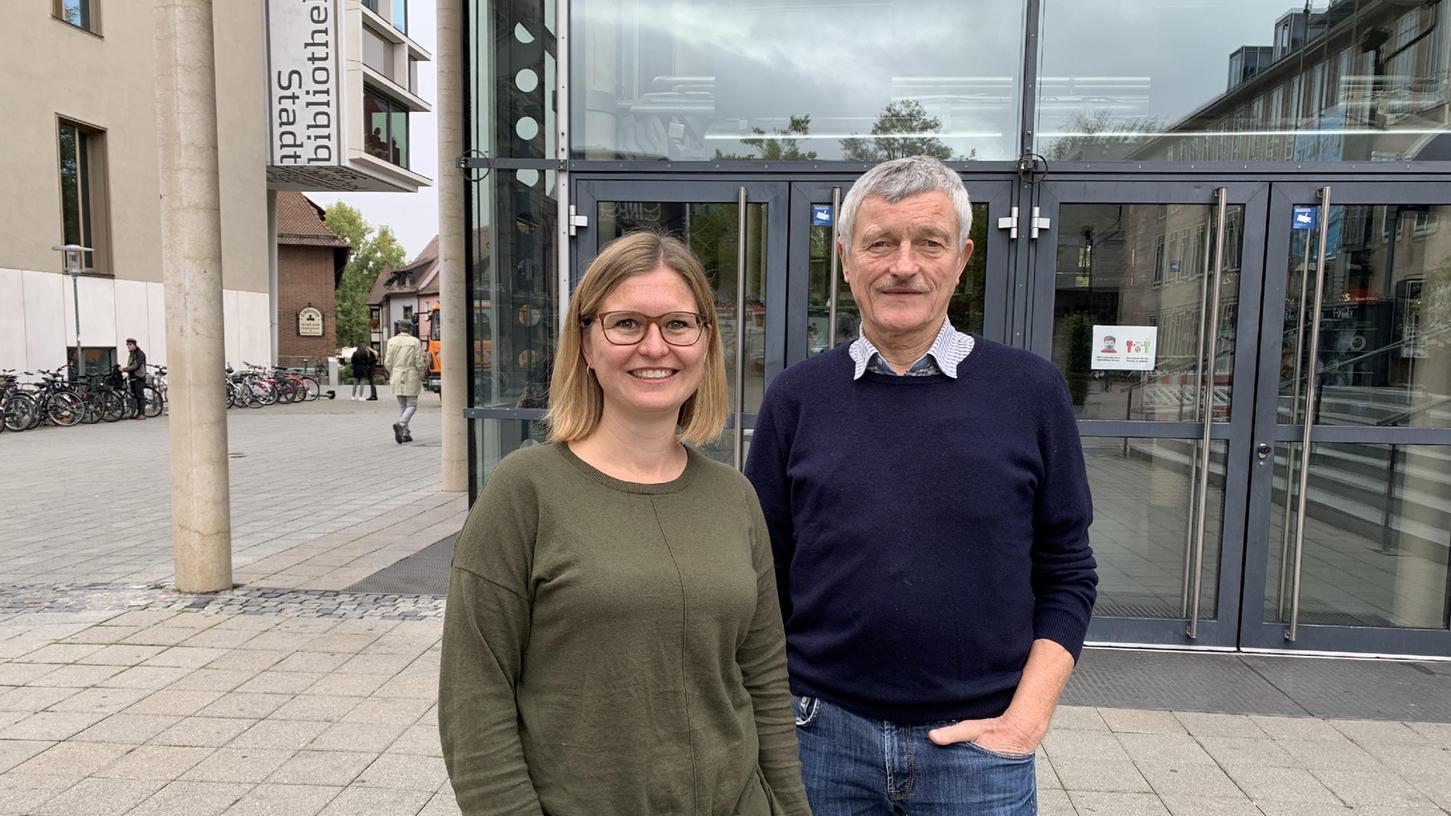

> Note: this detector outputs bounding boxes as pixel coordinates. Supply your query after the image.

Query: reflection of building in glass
[572,0,1024,161]
[1128,0,1451,163]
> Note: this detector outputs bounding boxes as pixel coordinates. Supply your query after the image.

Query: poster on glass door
[1092,325,1157,370]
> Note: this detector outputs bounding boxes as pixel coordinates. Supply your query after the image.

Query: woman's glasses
[588,311,708,346]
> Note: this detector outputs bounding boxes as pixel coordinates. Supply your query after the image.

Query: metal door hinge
[997,206,1051,240]
[997,206,1019,239]
[567,205,589,236]
[1030,206,1051,239]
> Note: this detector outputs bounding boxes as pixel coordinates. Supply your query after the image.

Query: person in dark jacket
[122,338,147,419]
[745,156,1097,816]
[350,345,375,400]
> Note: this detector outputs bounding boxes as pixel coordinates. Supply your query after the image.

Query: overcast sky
[310,0,439,261]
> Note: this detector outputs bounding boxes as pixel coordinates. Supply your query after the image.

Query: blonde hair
[546,232,727,445]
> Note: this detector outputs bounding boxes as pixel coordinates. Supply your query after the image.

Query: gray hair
[838,155,973,255]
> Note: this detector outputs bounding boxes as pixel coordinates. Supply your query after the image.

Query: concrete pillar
[154,0,233,592]
[267,189,280,365]
[437,0,469,493]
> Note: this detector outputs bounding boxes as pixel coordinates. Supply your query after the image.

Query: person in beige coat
[384,322,429,444]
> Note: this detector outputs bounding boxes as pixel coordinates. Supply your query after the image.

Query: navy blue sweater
[745,338,1097,724]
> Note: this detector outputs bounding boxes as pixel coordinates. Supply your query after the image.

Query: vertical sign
[266,0,340,167]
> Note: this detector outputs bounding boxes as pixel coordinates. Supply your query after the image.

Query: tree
[1044,110,1163,162]
[840,99,969,162]
[713,115,818,160]
[324,202,407,347]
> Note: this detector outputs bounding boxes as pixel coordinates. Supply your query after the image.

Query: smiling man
[745,155,1098,815]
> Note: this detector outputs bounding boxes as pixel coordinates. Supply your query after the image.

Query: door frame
[1030,179,1272,649]
[1239,181,1451,657]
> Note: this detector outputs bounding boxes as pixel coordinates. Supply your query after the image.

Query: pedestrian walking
[383,323,427,443]
[439,232,810,816]
[122,338,147,420]
[349,344,374,401]
[746,156,1097,815]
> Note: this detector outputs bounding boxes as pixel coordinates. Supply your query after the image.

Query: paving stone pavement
[3,387,1450,814]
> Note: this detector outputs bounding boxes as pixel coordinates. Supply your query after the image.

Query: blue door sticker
[1291,206,1317,230]
[812,205,834,227]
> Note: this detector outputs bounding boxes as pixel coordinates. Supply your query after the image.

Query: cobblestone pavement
[3,387,1450,814]
[0,388,466,592]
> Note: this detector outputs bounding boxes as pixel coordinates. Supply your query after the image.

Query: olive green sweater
[439,443,810,816]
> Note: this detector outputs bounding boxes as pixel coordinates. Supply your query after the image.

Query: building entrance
[566,174,1451,658]
[1031,179,1451,656]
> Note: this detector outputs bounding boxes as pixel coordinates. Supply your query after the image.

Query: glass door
[785,179,1016,365]
[573,180,788,467]
[1031,180,1270,648]
[1242,183,1451,656]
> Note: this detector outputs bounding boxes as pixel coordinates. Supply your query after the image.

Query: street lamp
[51,244,92,381]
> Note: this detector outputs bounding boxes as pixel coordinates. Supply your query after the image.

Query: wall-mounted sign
[298,306,324,337]
[265,0,340,169]
[1092,325,1157,371]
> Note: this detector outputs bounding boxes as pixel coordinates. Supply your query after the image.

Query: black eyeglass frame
[583,310,711,346]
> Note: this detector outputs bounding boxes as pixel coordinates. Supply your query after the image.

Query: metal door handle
[1185,187,1228,640]
[1286,186,1333,642]
[732,187,748,470]
[826,187,842,348]
[1181,195,1219,618]
[1277,223,1316,620]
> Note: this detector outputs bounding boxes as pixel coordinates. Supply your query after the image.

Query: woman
[439,232,810,816]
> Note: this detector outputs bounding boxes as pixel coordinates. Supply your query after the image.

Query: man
[122,338,147,420]
[745,156,1096,815]
[383,322,428,443]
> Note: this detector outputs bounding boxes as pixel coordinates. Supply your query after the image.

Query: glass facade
[1039,0,1451,162]
[571,0,1025,161]
[465,0,1451,656]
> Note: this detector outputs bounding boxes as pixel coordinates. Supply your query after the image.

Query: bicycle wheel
[82,393,104,424]
[245,381,267,408]
[226,381,236,409]
[47,392,85,427]
[5,393,35,431]
[273,379,295,404]
[99,390,126,422]
[143,387,163,417]
[300,376,321,401]
[256,381,278,406]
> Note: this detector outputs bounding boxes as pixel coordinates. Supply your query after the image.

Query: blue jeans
[794,695,1037,816]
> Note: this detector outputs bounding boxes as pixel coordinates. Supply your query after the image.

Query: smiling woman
[439,233,811,815]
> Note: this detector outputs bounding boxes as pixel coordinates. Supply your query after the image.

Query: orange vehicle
[419,305,443,394]
[417,302,492,395]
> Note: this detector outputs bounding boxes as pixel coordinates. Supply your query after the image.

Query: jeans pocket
[958,739,1035,762]
[792,695,821,728]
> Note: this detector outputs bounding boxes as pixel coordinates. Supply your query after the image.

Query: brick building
[276,192,350,367]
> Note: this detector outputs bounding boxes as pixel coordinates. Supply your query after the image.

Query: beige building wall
[0,2,271,373]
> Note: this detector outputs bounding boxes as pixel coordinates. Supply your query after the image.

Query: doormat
[345,532,456,596]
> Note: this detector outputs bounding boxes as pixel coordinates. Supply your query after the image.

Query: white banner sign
[1092,325,1158,370]
[266,0,340,167]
